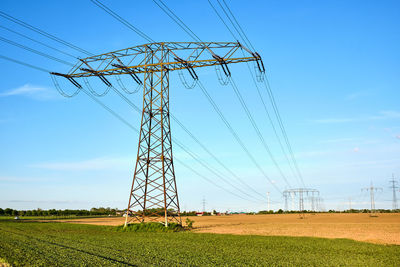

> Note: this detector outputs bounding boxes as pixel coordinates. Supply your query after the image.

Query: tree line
[0,207,120,217]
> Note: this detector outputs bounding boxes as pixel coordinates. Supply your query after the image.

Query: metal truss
[51,41,262,226]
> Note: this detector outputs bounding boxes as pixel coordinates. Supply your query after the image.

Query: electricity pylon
[362,182,382,216]
[283,188,320,212]
[51,42,263,226]
[389,174,398,210]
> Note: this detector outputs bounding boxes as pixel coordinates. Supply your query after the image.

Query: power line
[230,76,291,187]
[206,0,238,41]
[206,0,305,186]
[0,25,76,59]
[90,0,155,43]
[0,36,74,66]
[243,52,300,186]
[152,0,283,193]
[151,0,202,42]
[219,0,256,51]
[198,80,281,194]
[176,158,257,203]
[263,77,305,186]
[0,10,92,56]
[170,113,266,200]
[0,54,50,73]
[207,1,299,186]
[214,0,253,51]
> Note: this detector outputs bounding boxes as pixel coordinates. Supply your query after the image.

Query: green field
[0,221,399,266]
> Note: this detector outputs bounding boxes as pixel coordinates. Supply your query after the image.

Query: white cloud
[0,84,57,100]
[314,110,400,124]
[29,156,134,171]
[396,135,400,140]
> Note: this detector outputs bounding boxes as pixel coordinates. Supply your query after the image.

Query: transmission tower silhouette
[362,182,382,216]
[51,42,263,226]
[283,188,319,212]
[389,174,398,210]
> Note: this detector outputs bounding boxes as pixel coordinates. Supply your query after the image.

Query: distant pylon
[283,188,319,212]
[389,174,398,210]
[362,182,382,216]
[266,192,270,211]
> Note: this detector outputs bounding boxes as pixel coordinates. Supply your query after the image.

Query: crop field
[0,220,399,266]
[57,213,400,245]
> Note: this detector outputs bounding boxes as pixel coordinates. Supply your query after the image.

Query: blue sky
[0,0,399,211]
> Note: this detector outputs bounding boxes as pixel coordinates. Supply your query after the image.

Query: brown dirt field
[57,213,400,245]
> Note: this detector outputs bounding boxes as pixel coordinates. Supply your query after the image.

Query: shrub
[185,218,194,229]
[116,222,184,232]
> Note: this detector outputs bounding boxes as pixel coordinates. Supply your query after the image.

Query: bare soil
[57,213,400,245]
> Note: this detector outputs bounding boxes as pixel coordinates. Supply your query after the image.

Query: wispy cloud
[345,91,373,101]
[319,138,357,144]
[0,84,57,100]
[0,176,48,182]
[314,110,400,124]
[29,156,134,171]
[319,137,382,145]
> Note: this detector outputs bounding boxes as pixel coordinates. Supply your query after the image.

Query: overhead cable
[90,0,155,43]
[0,36,74,66]
[0,10,92,56]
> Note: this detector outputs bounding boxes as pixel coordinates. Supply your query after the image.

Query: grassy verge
[0,220,398,266]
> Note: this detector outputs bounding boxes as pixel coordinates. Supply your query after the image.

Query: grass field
[57,213,400,245]
[0,220,399,266]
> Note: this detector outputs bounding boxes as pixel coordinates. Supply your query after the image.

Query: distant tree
[4,208,13,216]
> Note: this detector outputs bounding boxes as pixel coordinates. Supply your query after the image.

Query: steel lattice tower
[283,188,320,212]
[51,42,263,226]
[362,182,382,216]
[389,174,398,210]
[127,58,181,225]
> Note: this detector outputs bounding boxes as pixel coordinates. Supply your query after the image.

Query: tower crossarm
[52,42,261,79]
